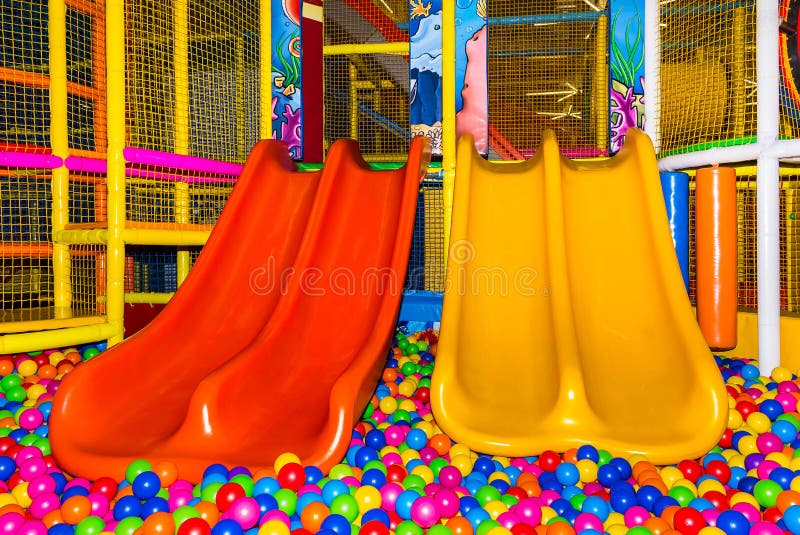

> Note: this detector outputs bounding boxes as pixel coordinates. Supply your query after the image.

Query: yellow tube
[595,14,608,152]
[260,0,271,139]
[0,315,106,335]
[123,292,174,305]
[121,228,211,246]
[441,0,456,270]
[732,8,745,137]
[174,182,191,285]
[0,323,122,354]
[53,229,109,245]
[323,43,408,55]
[106,0,127,346]
[49,0,72,313]
[350,62,359,140]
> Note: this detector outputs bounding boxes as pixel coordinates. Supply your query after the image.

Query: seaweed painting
[609,4,645,153]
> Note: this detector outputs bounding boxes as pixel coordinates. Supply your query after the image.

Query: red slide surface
[51,137,431,482]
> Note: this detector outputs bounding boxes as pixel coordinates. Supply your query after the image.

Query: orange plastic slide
[51,137,431,482]
[431,130,727,464]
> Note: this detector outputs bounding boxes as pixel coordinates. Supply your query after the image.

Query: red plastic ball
[386,465,407,483]
[277,463,305,492]
[677,460,703,483]
[90,477,117,502]
[506,487,528,501]
[414,387,430,403]
[511,524,537,535]
[215,483,246,512]
[538,451,561,472]
[0,438,16,455]
[763,506,782,524]
[705,460,731,485]
[718,429,733,449]
[736,401,758,418]
[703,490,730,511]
[177,517,211,535]
[673,507,705,535]
[359,520,390,535]
[290,530,313,535]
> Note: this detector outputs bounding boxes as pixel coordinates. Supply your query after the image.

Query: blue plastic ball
[132,471,161,500]
[113,495,142,520]
[211,519,244,535]
[321,480,350,506]
[716,510,751,535]
[555,462,579,486]
[320,513,351,534]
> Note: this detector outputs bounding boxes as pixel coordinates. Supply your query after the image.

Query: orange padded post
[696,166,738,351]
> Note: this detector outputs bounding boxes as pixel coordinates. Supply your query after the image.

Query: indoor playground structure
[4,0,800,534]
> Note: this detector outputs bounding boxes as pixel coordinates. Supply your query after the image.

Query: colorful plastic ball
[409,496,440,528]
[319,514,351,535]
[112,495,141,520]
[208,519,243,535]
[132,472,161,500]
[216,483,247,513]
[141,512,174,535]
[754,479,782,508]
[177,518,212,535]
[784,505,800,534]
[229,497,261,529]
[124,460,153,484]
[395,490,421,520]
[277,464,305,492]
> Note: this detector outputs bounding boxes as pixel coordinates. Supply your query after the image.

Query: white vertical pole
[756,0,781,374]
[643,0,660,152]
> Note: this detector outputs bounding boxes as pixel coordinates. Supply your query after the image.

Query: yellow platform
[431,129,728,463]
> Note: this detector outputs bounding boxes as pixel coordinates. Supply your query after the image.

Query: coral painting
[609,0,645,154]
[409,0,443,155]
[272,0,302,158]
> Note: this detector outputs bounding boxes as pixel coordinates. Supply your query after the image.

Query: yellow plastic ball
[659,466,684,487]
[379,397,398,414]
[449,444,472,458]
[698,527,726,535]
[451,454,474,476]
[258,520,290,535]
[728,376,745,386]
[772,366,794,382]
[413,421,434,438]
[410,465,434,484]
[379,446,399,457]
[0,494,17,508]
[491,456,510,468]
[540,506,557,525]
[488,471,510,485]
[727,409,743,429]
[671,478,698,496]
[737,435,758,455]
[697,479,725,496]
[746,412,771,434]
[26,384,47,401]
[486,527,513,535]
[272,452,301,473]
[605,525,628,535]
[730,492,759,508]
[11,482,31,508]
[398,399,416,412]
[16,360,37,377]
[484,500,508,519]
[400,449,421,464]
[604,512,625,528]
[397,382,416,398]
[48,351,64,366]
[576,458,598,483]
[354,485,382,511]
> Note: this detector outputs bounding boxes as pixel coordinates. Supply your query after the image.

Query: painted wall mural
[409,0,444,155]
[455,0,488,155]
[272,0,303,158]
[609,0,645,154]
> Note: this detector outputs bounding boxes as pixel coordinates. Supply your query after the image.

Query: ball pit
[4,332,800,533]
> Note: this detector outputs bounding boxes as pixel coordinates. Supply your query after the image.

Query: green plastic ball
[125,459,153,483]
[114,517,143,535]
[75,516,105,535]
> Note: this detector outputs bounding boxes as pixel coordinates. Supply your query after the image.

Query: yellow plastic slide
[431,129,727,463]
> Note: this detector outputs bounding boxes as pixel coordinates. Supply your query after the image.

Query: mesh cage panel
[68,171,105,225]
[487,1,608,159]
[66,2,105,153]
[405,171,444,292]
[687,172,800,313]
[70,244,106,315]
[657,0,757,156]
[126,246,179,293]
[126,0,260,160]
[324,0,411,160]
[0,169,54,310]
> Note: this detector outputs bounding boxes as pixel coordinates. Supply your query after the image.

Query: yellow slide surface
[431,129,727,463]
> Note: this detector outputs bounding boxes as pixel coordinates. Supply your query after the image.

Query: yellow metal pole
[732,7,745,137]
[48,0,72,317]
[260,0,272,140]
[174,182,191,285]
[174,0,191,292]
[595,14,608,152]
[0,324,122,354]
[441,0,456,270]
[324,43,408,55]
[105,0,127,346]
[349,62,359,140]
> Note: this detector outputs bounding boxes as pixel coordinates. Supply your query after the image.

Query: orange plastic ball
[61,495,92,524]
[142,512,175,535]
[154,461,178,487]
[193,500,219,525]
[300,501,329,532]
[446,516,474,535]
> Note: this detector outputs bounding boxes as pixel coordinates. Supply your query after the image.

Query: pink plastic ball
[573,512,603,533]
[15,520,47,535]
[27,475,56,498]
[539,490,560,506]
[514,498,543,526]
[168,490,193,510]
[258,509,290,527]
[757,460,781,479]
[432,488,460,518]
[583,482,604,496]
[18,457,47,482]
[169,480,194,494]
[0,512,25,535]
[778,381,800,393]
[496,512,522,530]
[750,521,784,535]
[410,496,440,528]
[438,466,462,488]
[297,484,322,496]
[15,446,42,463]
[229,497,260,529]
[624,505,649,527]
[776,393,798,412]
[701,508,719,526]
[87,492,110,517]
[63,477,91,491]
[379,483,403,511]
[382,453,402,467]
[28,493,60,519]
[419,447,438,464]
[756,432,783,454]
[732,502,760,522]
[384,426,406,447]
[18,409,43,431]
